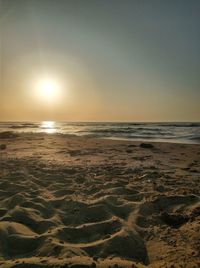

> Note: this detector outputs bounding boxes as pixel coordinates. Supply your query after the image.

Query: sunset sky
[0,0,200,122]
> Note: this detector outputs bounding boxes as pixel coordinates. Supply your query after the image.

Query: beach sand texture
[0,133,199,267]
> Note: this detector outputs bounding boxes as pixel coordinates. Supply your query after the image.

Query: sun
[39,79,59,98]
[34,77,62,103]
[41,80,56,95]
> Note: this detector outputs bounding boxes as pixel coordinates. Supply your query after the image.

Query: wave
[155,123,200,128]
[189,135,200,142]
[0,122,200,144]
[10,125,39,129]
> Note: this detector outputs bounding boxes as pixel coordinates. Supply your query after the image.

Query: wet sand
[0,132,199,267]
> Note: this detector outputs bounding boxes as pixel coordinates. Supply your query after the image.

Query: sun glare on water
[41,121,56,133]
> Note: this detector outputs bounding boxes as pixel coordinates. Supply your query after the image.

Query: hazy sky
[0,0,200,121]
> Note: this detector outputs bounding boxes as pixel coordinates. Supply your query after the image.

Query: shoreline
[0,120,200,145]
[1,130,200,145]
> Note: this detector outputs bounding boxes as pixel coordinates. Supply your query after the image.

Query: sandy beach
[0,132,199,268]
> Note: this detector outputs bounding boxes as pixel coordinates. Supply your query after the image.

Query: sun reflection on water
[41,121,56,133]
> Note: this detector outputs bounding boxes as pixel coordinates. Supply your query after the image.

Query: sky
[0,0,200,122]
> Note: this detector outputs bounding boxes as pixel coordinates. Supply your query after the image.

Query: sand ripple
[0,134,200,267]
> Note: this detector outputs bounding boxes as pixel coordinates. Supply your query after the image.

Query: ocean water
[0,121,200,144]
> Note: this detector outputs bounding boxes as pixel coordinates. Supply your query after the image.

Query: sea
[0,121,200,144]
